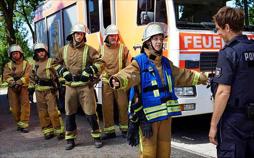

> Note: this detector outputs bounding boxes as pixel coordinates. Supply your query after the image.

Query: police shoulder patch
[215,67,222,78]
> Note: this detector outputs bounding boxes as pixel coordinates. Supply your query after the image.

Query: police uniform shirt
[213,35,247,85]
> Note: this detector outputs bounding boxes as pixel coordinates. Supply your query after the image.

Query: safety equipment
[63,71,73,82]
[33,43,49,61]
[134,53,181,122]
[104,24,119,42]
[142,23,164,42]
[33,43,48,52]
[65,139,75,150]
[140,121,153,138]
[127,115,140,146]
[81,65,98,82]
[66,24,89,41]
[8,44,23,57]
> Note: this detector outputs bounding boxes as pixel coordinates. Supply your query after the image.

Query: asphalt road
[0,91,212,158]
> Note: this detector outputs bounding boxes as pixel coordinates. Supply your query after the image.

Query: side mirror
[140,11,154,25]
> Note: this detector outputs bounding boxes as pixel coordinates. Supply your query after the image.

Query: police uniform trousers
[65,85,101,140]
[217,112,254,158]
[139,117,172,158]
[102,82,128,134]
[35,90,64,136]
[8,87,30,128]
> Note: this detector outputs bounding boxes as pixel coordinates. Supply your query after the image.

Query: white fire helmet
[8,44,23,57]
[104,24,119,42]
[33,43,48,52]
[66,23,89,41]
[142,23,165,42]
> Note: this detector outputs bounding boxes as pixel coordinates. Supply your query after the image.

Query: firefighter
[3,44,31,133]
[99,24,132,139]
[209,7,254,157]
[109,23,208,158]
[30,43,64,140]
[53,23,104,150]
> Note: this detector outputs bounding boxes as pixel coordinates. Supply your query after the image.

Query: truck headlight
[174,86,196,97]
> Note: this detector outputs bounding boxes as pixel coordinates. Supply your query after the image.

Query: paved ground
[0,89,210,158]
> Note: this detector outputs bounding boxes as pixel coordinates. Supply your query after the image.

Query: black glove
[80,70,90,82]
[84,65,98,75]
[140,121,153,138]
[63,72,72,82]
[127,120,140,146]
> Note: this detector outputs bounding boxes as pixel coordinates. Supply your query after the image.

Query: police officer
[209,7,254,157]
[53,24,104,150]
[109,23,208,158]
[3,44,31,133]
[99,24,132,139]
[30,43,64,140]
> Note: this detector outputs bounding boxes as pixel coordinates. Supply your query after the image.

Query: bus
[34,0,254,117]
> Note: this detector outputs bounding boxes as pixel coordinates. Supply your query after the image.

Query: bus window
[87,0,100,33]
[155,0,167,24]
[137,0,167,25]
[63,4,77,44]
[103,0,111,28]
[35,19,47,45]
[137,0,154,25]
[174,0,254,31]
[47,11,63,57]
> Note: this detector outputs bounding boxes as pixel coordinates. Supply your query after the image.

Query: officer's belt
[71,75,82,82]
[37,79,54,87]
[143,85,169,93]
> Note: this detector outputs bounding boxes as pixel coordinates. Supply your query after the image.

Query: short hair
[213,6,244,33]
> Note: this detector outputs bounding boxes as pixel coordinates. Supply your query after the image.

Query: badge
[215,67,222,78]
[148,66,153,72]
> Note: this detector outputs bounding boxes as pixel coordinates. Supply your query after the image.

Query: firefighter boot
[94,138,103,148]
[65,139,75,150]
[102,132,116,140]
[17,127,29,133]
[122,131,127,138]
[44,133,55,140]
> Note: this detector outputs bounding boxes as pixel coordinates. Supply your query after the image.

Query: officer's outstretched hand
[140,121,153,138]
[109,76,120,89]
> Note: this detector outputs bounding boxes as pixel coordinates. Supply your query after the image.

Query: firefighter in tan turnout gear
[109,23,208,158]
[3,44,31,133]
[53,24,104,150]
[30,43,64,140]
[99,24,132,139]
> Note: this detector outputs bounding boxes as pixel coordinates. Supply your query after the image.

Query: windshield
[174,0,254,31]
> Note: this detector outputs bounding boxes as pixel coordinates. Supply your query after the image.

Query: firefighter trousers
[8,87,30,128]
[102,82,128,134]
[64,85,101,140]
[35,89,64,136]
[139,117,172,158]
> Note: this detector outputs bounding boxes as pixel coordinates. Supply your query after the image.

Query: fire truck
[34,0,254,116]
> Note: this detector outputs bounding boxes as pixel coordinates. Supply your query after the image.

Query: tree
[0,0,16,45]
[15,0,44,43]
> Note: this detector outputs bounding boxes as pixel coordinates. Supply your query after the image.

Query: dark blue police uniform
[213,35,254,158]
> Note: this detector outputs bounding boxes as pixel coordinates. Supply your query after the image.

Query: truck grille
[200,52,218,72]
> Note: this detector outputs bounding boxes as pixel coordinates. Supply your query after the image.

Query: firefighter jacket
[53,42,104,87]
[99,43,131,82]
[30,58,58,91]
[3,60,31,87]
[113,48,208,122]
